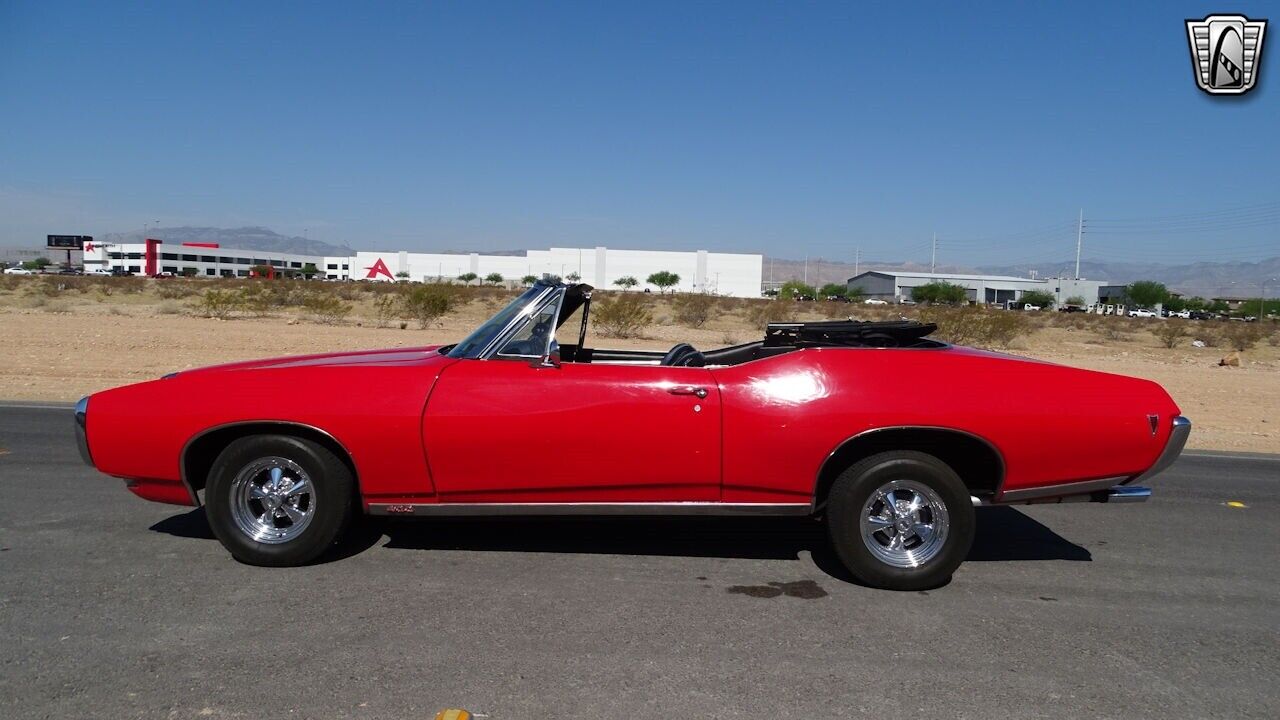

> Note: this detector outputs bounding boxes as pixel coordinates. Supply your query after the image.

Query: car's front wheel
[205,434,354,566]
[826,450,975,591]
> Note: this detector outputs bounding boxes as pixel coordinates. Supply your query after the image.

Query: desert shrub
[1095,319,1134,342]
[818,300,855,319]
[194,289,241,320]
[1269,327,1280,347]
[0,275,22,292]
[917,306,1035,348]
[746,298,797,327]
[113,277,146,294]
[1152,320,1190,348]
[402,284,459,328]
[333,283,364,301]
[671,292,718,328]
[41,299,70,313]
[236,286,274,317]
[1196,326,1222,347]
[1220,322,1269,351]
[303,294,352,324]
[155,282,197,299]
[156,301,183,315]
[373,294,401,328]
[593,293,654,338]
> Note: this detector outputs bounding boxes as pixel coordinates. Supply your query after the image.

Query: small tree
[1182,296,1208,311]
[457,272,478,286]
[1126,280,1169,309]
[845,285,866,303]
[565,271,582,283]
[819,283,847,299]
[1064,295,1086,307]
[250,264,273,278]
[484,272,504,286]
[181,267,199,278]
[672,293,718,328]
[301,263,320,279]
[395,271,410,280]
[22,257,52,270]
[520,274,538,286]
[912,281,968,305]
[614,275,639,291]
[646,271,680,293]
[1020,290,1055,308]
[779,280,817,299]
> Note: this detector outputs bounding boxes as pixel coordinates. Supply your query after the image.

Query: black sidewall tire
[205,435,354,567]
[827,451,975,591]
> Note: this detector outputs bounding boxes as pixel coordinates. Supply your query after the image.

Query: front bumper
[74,396,93,467]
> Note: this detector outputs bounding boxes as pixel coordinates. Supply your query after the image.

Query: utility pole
[803,255,808,285]
[854,247,860,277]
[1075,208,1083,280]
[930,232,937,274]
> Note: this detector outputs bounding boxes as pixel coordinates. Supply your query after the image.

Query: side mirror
[530,348,561,369]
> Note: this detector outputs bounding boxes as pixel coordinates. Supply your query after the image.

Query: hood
[173,345,449,376]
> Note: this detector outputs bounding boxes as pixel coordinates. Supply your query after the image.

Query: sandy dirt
[0,288,1276,453]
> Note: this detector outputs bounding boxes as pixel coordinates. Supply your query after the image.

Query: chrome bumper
[1129,415,1191,485]
[74,396,93,467]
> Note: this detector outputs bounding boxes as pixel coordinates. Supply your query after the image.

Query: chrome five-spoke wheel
[228,457,316,544]
[859,479,950,568]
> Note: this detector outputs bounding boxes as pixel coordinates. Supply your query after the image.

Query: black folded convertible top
[764,319,943,349]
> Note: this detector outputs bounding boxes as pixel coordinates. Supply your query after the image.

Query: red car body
[81,338,1185,511]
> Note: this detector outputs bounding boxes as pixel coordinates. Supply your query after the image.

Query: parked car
[76,281,1190,591]
[1165,310,1191,319]
[1022,303,1042,311]
[1128,308,1159,318]
[85,268,114,276]
[863,298,889,305]
[3,266,34,275]
[1188,310,1215,321]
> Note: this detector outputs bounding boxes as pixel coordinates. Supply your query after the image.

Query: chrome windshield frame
[477,284,566,360]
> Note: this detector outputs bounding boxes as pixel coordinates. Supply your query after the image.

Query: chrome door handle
[668,385,708,399]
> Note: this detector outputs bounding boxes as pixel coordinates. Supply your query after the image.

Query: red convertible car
[76,281,1189,590]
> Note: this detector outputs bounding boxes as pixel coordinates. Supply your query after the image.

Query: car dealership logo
[1186,14,1267,95]
[364,258,394,280]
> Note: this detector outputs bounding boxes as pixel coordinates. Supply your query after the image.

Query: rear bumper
[74,396,93,467]
[1129,415,1191,486]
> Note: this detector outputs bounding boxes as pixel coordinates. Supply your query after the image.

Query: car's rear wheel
[826,450,974,591]
[205,434,353,566]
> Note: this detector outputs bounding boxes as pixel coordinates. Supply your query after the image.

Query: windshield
[447,284,555,359]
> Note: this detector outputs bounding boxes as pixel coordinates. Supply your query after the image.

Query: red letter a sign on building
[364,258,394,280]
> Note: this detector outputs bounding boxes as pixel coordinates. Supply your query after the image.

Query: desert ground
[0,276,1276,453]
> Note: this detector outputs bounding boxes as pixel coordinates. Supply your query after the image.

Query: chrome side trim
[996,476,1129,503]
[814,425,1007,509]
[74,396,93,467]
[1129,416,1191,485]
[367,502,813,517]
[178,420,357,509]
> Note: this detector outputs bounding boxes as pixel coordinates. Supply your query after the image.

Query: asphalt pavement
[1,404,1277,719]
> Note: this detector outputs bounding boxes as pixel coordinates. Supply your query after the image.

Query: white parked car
[1128,308,1159,318]
[863,298,889,305]
[3,266,34,275]
[1023,303,1042,311]
[1165,310,1191,319]
[85,268,113,276]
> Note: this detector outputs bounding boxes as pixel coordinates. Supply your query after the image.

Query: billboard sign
[47,235,92,249]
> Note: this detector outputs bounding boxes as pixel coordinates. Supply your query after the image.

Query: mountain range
[100,227,352,256]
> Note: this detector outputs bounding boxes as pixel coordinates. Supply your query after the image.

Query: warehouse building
[847,270,1110,306]
[83,241,764,297]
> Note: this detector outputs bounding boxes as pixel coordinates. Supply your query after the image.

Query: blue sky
[1,1,1276,266]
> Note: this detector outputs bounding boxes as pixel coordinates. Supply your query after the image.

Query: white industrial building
[82,241,764,297]
[353,247,761,297]
[848,270,1112,307]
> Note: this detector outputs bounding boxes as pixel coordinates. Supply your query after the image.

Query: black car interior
[551,283,945,368]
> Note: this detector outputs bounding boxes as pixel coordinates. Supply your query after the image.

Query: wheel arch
[180,421,358,506]
[813,426,1005,511]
